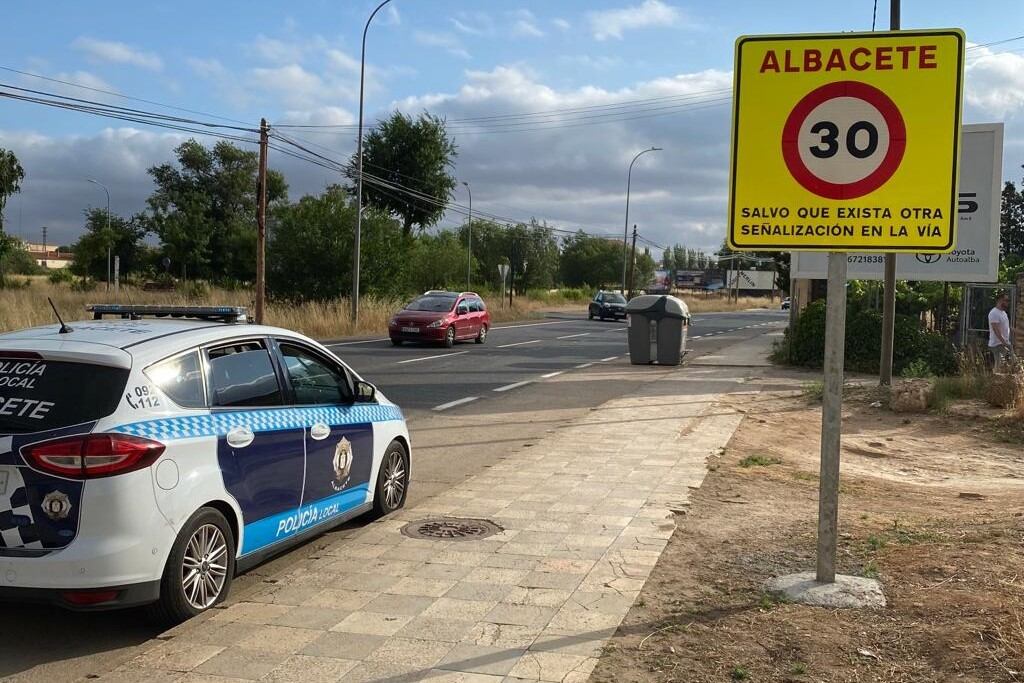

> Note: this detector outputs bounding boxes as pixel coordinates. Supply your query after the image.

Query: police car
[0,305,411,623]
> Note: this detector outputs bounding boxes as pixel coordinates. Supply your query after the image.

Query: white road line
[397,351,469,364]
[494,320,575,330]
[497,339,542,348]
[540,371,564,378]
[494,380,532,393]
[556,333,590,340]
[575,362,593,369]
[691,335,702,339]
[599,356,618,362]
[329,338,390,346]
[432,396,480,411]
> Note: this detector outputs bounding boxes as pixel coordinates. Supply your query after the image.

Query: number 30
[809,120,879,160]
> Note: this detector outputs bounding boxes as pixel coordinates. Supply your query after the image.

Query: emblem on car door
[42,490,72,520]
[332,437,353,491]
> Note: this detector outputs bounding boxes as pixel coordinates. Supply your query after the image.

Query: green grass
[802,381,824,401]
[792,471,816,481]
[739,454,782,468]
[730,666,751,681]
[790,662,807,675]
[866,535,886,551]
[862,561,880,579]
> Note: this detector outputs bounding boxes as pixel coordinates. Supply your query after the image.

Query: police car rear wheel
[149,507,236,624]
[374,442,409,516]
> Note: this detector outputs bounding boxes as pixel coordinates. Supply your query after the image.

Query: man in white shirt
[988,293,1015,373]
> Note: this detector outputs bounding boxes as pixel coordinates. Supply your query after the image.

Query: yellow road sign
[728,29,965,253]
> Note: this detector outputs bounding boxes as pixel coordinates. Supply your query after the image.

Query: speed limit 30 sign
[728,30,965,252]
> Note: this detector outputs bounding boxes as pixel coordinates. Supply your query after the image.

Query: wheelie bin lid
[625,294,689,319]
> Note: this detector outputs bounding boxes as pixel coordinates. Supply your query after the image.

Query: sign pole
[879,0,901,386]
[816,252,848,583]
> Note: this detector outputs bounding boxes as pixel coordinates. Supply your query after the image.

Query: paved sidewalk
[103,364,746,683]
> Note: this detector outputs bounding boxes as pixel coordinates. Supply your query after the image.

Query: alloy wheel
[181,523,228,610]
[382,450,407,511]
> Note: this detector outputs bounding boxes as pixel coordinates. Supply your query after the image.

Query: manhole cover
[401,517,503,541]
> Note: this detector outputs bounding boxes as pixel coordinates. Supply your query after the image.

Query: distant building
[22,241,74,269]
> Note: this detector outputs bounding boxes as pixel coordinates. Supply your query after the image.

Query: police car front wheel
[149,507,236,624]
[374,441,409,516]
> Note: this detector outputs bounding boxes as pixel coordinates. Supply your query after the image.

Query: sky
[1,0,1022,251]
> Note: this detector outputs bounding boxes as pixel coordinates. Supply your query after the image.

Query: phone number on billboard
[847,255,886,264]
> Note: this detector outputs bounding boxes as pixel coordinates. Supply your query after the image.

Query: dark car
[389,291,491,348]
[781,297,791,311]
[588,291,627,321]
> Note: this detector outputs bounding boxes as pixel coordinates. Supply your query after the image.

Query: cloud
[964,47,1024,120]
[552,18,571,32]
[451,12,494,36]
[71,36,163,70]
[588,0,685,41]
[414,31,471,60]
[250,34,307,64]
[186,57,229,80]
[510,9,545,38]
[392,65,737,251]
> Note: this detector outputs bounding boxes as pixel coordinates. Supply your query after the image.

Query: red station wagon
[388,291,491,348]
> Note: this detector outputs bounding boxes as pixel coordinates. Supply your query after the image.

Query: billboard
[726,270,777,291]
[791,123,1003,282]
[649,270,672,292]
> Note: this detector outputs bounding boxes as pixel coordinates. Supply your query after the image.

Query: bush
[781,300,956,375]
[48,268,75,285]
[70,277,96,292]
[178,280,210,299]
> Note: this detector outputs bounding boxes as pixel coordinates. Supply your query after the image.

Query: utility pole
[509,236,515,308]
[41,226,47,269]
[879,0,900,386]
[627,225,638,298]
[255,118,269,325]
[463,181,472,290]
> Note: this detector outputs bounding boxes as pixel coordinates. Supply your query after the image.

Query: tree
[354,112,457,236]
[0,149,25,285]
[146,139,287,282]
[0,236,42,275]
[1000,174,1024,264]
[631,247,656,294]
[69,208,147,281]
[560,232,622,288]
[268,186,408,301]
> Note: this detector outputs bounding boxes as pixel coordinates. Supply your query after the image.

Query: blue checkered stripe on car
[112,404,404,441]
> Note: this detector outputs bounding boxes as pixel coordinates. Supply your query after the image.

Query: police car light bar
[86,304,250,324]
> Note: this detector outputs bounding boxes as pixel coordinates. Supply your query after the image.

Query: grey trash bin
[625,295,691,365]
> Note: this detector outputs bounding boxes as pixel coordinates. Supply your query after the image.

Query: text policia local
[758,44,939,74]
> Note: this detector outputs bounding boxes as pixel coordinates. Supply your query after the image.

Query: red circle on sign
[781,81,906,200]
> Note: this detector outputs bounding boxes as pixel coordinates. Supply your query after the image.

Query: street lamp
[353,0,394,324]
[86,178,111,290]
[621,147,661,295]
[463,181,472,290]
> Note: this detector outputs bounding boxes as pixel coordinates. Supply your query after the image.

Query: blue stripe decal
[240,483,370,555]
[111,404,403,441]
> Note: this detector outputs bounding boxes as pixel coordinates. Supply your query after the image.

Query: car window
[471,298,485,312]
[279,343,352,405]
[0,356,128,433]
[406,295,457,312]
[456,300,470,314]
[595,294,603,303]
[207,341,284,408]
[146,351,205,409]
[606,293,627,304]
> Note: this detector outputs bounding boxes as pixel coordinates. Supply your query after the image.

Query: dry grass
[682,295,781,313]
[1,279,781,339]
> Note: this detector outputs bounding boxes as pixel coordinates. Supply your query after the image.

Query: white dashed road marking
[432,396,480,411]
[540,371,564,378]
[497,340,543,348]
[575,363,593,369]
[599,356,618,362]
[397,351,469,364]
[556,333,590,340]
[494,380,533,393]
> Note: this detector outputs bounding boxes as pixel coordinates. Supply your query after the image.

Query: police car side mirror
[354,380,376,403]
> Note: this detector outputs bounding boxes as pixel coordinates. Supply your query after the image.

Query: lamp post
[352,0,394,324]
[463,181,472,290]
[621,147,661,295]
[87,178,111,290]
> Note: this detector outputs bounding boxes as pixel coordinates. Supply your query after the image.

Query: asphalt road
[0,308,787,682]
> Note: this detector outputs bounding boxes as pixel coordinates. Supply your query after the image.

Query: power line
[0,65,252,126]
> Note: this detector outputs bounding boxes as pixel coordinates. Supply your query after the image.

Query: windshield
[0,357,129,433]
[603,293,626,304]
[405,295,457,312]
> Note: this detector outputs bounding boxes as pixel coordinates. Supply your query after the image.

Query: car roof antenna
[47,297,73,334]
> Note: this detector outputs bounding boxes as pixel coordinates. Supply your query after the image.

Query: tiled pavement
[103,367,746,683]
